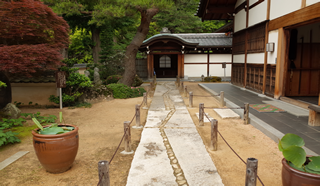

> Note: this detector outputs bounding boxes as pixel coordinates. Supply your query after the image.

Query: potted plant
[279,133,320,185]
[32,112,79,173]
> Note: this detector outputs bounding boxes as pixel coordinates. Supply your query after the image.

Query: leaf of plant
[306,156,320,172]
[32,118,43,131]
[280,133,305,150]
[283,146,306,168]
[39,127,64,135]
[305,165,320,175]
[59,112,63,123]
[288,161,306,172]
[278,139,284,152]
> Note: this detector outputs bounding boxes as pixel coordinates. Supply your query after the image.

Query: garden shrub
[105,75,122,85]
[132,75,143,87]
[203,76,222,82]
[107,84,146,99]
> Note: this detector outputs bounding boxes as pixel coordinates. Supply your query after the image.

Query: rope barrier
[204,107,244,109]
[193,94,220,97]
[202,110,264,186]
[97,172,104,186]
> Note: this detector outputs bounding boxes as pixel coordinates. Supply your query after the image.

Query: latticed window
[247,23,265,53]
[159,55,171,68]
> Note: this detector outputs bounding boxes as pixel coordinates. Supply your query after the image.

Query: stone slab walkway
[126,82,224,186]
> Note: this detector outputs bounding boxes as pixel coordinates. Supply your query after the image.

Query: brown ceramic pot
[282,158,320,186]
[32,124,79,173]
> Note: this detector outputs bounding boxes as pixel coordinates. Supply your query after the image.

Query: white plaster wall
[267,30,278,64]
[184,54,207,63]
[184,65,207,77]
[248,0,267,27]
[297,22,320,43]
[249,0,259,6]
[233,54,245,63]
[270,0,301,20]
[247,53,265,64]
[209,64,232,77]
[234,10,247,32]
[209,54,232,63]
[236,0,246,8]
[306,0,320,6]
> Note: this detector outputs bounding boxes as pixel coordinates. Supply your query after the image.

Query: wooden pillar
[135,104,140,127]
[178,54,182,78]
[301,0,306,8]
[220,91,225,107]
[245,158,258,186]
[181,53,185,78]
[123,121,132,153]
[199,103,204,126]
[210,119,218,151]
[262,22,270,94]
[184,86,187,97]
[98,161,110,186]
[244,103,249,124]
[274,28,287,99]
[207,52,210,77]
[147,54,151,79]
[244,0,249,87]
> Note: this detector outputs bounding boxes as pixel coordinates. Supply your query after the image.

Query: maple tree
[0,0,70,76]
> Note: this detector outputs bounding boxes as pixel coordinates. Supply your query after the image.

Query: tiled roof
[8,71,56,83]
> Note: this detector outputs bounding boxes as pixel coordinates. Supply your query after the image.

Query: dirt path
[0,82,283,186]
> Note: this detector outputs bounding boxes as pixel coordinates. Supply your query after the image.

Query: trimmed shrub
[132,75,143,87]
[203,76,222,82]
[105,75,122,85]
[107,83,146,99]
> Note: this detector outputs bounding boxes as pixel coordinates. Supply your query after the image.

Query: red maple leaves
[0,0,70,76]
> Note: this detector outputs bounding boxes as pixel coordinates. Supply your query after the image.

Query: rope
[202,110,264,186]
[204,107,244,109]
[193,94,219,97]
[97,172,104,186]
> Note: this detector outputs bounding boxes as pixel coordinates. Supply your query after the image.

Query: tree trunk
[0,72,12,109]
[92,27,101,64]
[119,8,159,86]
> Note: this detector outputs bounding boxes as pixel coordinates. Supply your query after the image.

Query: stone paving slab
[213,108,240,119]
[0,151,29,171]
[165,110,195,128]
[165,128,224,186]
[126,128,177,186]
[145,110,170,128]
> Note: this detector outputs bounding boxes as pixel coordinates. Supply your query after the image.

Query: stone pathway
[126,82,224,186]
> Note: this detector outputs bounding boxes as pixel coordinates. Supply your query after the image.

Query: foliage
[203,76,222,82]
[49,92,83,106]
[132,75,144,87]
[0,130,21,147]
[99,23,115,63]
[106,83,146,99]
[21,112,57,124]
[68,28,94,64]
[105,75,122,85]
[0,81,7,88]
[279,133,320,175]
[0,0,69,76]
[0,118,25,130]
[32,113,74,135]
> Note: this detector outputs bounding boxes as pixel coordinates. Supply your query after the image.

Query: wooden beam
[244,0,249,87]
[249,0,265,9]
[266,0,270,20]
[235,1,246,14]
[269,2,320,31]
[301,0,307,8]
[274,28,286,99]
[206,6,234,14]
[263,22,269,94]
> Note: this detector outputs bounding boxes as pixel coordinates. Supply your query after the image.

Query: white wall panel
[233,54,245,63]
[209,54,232,63]
[249,0,267,27]
[184,54,207,63]
[306,0,320,6]
[249,0,259,6]
[209,64,232,77]
[234,10,247,32]
[247,53,265,64]
[184,65,207,77]
[270,0,301,20]
[267,30,278,64]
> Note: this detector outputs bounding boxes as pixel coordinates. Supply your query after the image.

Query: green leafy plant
[32,112,74,135]
[279,133,320,175]
[132,75,143,87]
[0,81,7,88]
[0,118,25,130]
[107,83,146,99]
[21,112,57,124]
[105,75,122,85]
[203,76,222,82]
[0,130,21,146]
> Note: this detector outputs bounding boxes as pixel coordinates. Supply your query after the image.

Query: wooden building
[196,0,320,104]
[139,28,232,79]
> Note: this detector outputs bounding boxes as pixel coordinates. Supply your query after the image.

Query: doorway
[154,54,178,78]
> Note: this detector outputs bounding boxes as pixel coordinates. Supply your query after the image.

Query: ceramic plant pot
[282,158,320,186]
[32,124,79,173]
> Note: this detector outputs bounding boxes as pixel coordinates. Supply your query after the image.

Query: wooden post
[184,86,187,97]
[245,158,258,186]
[150,81,154,89]
[143,92,148,108]
[199,103,204,126]
[189,92,193,108]
[210,119,218,151]
[153,75,156,85]
[244,103,249,124]
[135,104,140,127]
[98,160,110,186]
[220,91,225,107]
[181,81,184,90]
[124,121,132,152]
